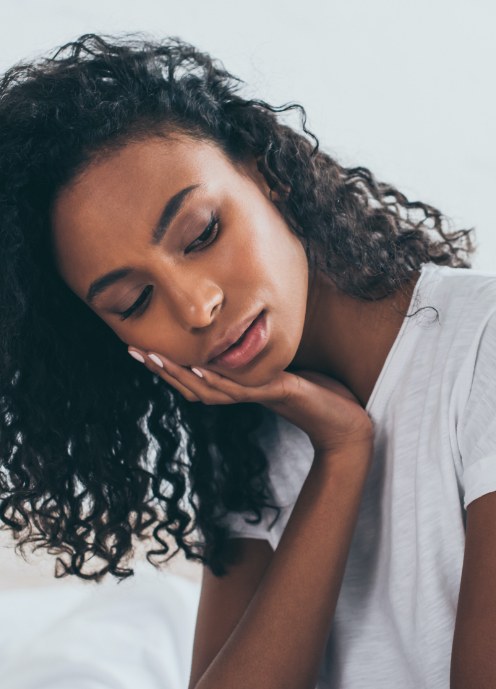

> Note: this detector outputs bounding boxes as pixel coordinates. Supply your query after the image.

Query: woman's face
[51,133,309,387]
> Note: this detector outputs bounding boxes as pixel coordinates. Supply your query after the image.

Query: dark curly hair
[0,32,476,581]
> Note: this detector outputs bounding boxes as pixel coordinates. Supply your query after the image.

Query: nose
[166,275,224,330]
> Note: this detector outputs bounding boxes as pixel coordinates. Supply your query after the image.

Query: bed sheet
[0,563,201,689]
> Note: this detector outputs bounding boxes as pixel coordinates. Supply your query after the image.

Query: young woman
[0,32,494,689]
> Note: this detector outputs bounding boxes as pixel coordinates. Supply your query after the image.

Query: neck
[289,268,421,408]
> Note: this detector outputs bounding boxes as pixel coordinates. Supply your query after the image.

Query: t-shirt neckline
[365,262,436,418]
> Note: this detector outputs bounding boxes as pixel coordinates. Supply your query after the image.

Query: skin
[50,132,420,407]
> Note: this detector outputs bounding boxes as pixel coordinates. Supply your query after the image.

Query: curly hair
[0,32,476,580]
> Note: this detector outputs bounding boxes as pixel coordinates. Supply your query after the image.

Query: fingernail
[148,353,164,368]
[129,350,145,364]
[191,367,204,378]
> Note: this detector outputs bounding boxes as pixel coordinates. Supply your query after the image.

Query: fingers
[128,348,238,405]
[127,347,301,409]
[147,357,202,402]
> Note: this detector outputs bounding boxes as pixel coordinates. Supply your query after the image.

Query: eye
[185,212,220,254]
[118,285,153,321]
[117,213,220,321]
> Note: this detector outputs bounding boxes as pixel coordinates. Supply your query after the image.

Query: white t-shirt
[218,261,496,689]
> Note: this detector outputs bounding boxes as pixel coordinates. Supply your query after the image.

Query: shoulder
[455,301,496,510]
[427,265,496,408]
[432,264,496,315]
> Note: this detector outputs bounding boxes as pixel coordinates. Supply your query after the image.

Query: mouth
[208,310,269,370]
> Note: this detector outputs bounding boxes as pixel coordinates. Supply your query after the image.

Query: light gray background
[0,0,495,588]
[1,0,494,270]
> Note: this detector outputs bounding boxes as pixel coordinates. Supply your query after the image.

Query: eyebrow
[85,183,202,306]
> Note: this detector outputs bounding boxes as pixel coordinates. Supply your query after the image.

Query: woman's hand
[128,348,374,455]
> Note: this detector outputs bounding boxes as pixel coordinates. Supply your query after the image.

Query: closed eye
[184,212,220,254]
[117,212,220,321]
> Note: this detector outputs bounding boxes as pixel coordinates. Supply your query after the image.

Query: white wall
[1,0,494,269]
[0,0,494,588]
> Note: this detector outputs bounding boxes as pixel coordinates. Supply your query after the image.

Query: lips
[207,311,262,363]
[207,310,269,369]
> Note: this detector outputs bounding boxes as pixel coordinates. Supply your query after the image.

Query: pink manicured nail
[191,367,204,378]
[129,350,145,363]
[148,353,164,368]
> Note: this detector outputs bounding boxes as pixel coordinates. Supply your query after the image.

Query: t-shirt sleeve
[215,410,314,550]
[215,503,296,550]
[458,308,496,510]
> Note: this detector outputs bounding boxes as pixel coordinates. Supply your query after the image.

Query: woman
[0,32,493,688]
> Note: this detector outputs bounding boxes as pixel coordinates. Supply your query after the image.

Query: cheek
[273,232,309,304]
[276,235,309,346]
[248,239,310,381]
[238,224,309,322]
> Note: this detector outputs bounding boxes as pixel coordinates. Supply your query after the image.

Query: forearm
[193,445,372,689]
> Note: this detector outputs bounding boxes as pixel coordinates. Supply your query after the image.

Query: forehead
[50,135,235,295]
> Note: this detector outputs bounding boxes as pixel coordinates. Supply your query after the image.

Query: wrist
[313,440,373,476]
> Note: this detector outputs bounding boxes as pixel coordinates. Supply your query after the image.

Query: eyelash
[118,213,220,321]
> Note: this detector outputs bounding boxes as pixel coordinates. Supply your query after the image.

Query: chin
[225,346,294,388]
